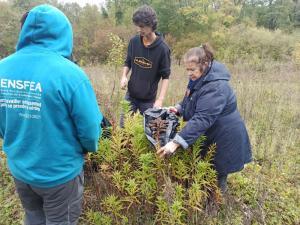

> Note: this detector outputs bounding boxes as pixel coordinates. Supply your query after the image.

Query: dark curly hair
[132,5,157,31]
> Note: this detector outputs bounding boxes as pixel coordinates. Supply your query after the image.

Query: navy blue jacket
[173,60,252,176]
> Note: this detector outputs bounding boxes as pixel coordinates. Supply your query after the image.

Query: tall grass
[0,60,299,224]
[85,60,300,224]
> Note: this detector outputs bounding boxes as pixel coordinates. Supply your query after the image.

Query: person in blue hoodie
[157,44,252,193]
[0,5,103,225]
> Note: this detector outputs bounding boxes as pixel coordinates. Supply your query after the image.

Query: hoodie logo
[134,57,153,69]
[1,79,42,92]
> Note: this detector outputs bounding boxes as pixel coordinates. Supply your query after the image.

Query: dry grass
[0,61,299,224]
[86,61,300,163]
[84,61,300,224]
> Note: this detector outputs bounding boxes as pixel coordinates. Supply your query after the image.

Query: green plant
[83,113,219,224]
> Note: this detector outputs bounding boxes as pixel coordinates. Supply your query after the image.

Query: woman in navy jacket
[157,44,252,192]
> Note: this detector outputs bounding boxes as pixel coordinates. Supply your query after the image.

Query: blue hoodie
[0,5,103,188]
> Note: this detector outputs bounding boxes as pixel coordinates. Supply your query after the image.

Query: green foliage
[84,113,219,224]
[1,0,299,65]
[85,210,112,225]
[101,194,124,220]
[107,33,126,101]
[152,1,186,38]
[1,61,300,224]
[0,150,23,225]
[86,60,300,224]
[170,24,297,67]
[240,0,298,31]
[0,2,19,59]
[0,1,300,224]
[171,32,207,65]
[11,0,58,11]
[107,33,126,67]
[229,163,300,225]
[214,25,296,66]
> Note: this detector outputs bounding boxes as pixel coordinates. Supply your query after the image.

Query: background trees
[0,0,299,65]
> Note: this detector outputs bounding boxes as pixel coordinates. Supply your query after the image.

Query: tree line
[0,0,299,65]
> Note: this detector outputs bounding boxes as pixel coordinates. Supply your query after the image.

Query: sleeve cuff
[173,134,189,150]
[175,103,182,115]
[160,70,171,79]
[124,64,131,69]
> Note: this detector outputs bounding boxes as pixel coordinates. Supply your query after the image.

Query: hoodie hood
[204,60,231,82]
[16,4,73,58]
[140,32,164,49]
[192,60,231,91]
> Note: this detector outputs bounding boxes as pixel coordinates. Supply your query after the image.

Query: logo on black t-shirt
[134,57,153,69]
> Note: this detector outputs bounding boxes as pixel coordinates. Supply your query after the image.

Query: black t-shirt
[125,34,171,101]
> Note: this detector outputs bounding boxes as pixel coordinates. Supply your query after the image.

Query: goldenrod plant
[84,112,219,224]
[107,33,126,100]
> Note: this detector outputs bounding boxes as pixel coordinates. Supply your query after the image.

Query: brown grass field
[0,61,299,224]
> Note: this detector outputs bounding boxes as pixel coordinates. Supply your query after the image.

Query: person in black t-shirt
[120,5,171,114]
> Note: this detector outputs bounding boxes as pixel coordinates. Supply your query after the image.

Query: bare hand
[154,99,163,108]
[168,106,178,114]
[157,141,179,158]
[120,76,128,90]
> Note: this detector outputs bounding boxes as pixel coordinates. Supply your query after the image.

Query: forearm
[173,116,206,150]
[157,78,169,102]
[122,66,130,78]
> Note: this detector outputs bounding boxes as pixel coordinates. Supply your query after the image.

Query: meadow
[0,60,299,224]
[1,0,300,224]
[86,60,300,224]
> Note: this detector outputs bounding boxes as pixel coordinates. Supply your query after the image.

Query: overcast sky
[59,0,105,7]
[0,0,106,7]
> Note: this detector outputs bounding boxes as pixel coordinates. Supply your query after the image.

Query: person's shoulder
[0,52,17,66]
[212,60,228,70]
[201,79,232,98]
[201,76,224,89]
[161,39,170,48]
[159,39,171,53]
[130,35,140,43]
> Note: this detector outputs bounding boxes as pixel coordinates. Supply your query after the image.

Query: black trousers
[217,174,228,193]
[120,92,154,127]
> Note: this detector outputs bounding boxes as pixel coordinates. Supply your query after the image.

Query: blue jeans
[14,171,84,225]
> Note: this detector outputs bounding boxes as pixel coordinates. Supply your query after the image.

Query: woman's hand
[168,106,178,114]
[157,141,180,158]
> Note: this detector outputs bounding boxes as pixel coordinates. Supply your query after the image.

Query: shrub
[216,25,296,65]
[170,25,297,69]
[84,113,220,224]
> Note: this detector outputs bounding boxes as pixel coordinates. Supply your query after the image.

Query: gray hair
[184,43,214,65]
